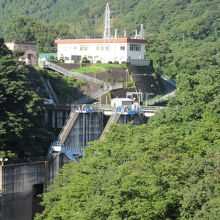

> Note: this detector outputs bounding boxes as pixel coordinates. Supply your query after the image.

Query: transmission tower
[103,3,111,39]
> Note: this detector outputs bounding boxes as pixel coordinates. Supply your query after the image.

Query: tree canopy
[1,0,219,54]
[3,16,74,54]
[35,109,220,219]
[0,38,50,157]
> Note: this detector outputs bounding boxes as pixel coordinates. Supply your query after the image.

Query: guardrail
[109,83,123,90]
[44,61,124,105]
[72,83,123,104]
[91,104,162,110]
[44,61,105,86]
[72,88,110,104]
[146,90,176,105]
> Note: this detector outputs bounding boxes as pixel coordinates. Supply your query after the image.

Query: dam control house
[55,3,148,64]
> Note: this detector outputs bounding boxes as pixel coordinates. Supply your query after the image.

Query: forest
[0,0,219,219]
[0,39,51,158]
[0,0,219,77]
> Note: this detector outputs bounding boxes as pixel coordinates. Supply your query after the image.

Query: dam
[0,104,162,220]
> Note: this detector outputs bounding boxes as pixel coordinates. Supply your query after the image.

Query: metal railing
[44,61,105,86]
[72,88,109,104]
[44,61,124,105]
[72,83,123,105]
[146,90,176,105]
[109,83,123,90]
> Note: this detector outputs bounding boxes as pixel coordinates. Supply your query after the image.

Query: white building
[55,37,147,64]
[111,98,134,107]
[55,3,148,64]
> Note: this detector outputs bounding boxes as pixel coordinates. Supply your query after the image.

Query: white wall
[57,42,145,63]
[127,43,145,60]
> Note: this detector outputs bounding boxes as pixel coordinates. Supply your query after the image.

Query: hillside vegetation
[29,1,219,219]
[0,0,220,218]
[0,39,51,157]
[1,0,219,77]
[0,0,219,39]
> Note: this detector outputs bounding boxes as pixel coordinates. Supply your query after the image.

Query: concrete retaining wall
[0,154,66,220]
[1,162,46,220]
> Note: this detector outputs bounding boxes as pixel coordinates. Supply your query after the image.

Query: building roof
[55,37,147,44]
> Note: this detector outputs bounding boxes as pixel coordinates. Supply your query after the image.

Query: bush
[81,57,90,63]
[121,61,128,65]
[113,61,119,64]
[108,61,113,64]
[106,68,111,73]
[76,79,86,87]
[127,81,136,88]
[96,60,102,64]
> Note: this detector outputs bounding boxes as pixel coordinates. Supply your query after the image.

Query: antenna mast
[139,24,145,39]
[103,3,111,39]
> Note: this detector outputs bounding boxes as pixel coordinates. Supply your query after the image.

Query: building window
[130,44,141,51]
[120,46,125,50]
[106,45,110,51]
[80,45,89,51]
[28,54,32,60]
[63,47,69,51]
[96,44,110,51]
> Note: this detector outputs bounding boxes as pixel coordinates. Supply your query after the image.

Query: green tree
[3,16,75,54]
[145,33,173,76]
[0,38,50,157]
[35,115,220,219]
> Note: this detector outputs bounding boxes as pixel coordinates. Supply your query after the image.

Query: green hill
[0,0,219,39]
[1,0,219,77]
[1,1,220,218]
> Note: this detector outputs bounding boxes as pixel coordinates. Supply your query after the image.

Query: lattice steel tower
[103,3,111,39]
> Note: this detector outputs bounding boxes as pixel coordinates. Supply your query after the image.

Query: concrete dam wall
[0,154,67,220]
[63,112,104,153]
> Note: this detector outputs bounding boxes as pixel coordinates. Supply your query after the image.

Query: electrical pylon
[103,3,111,39]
